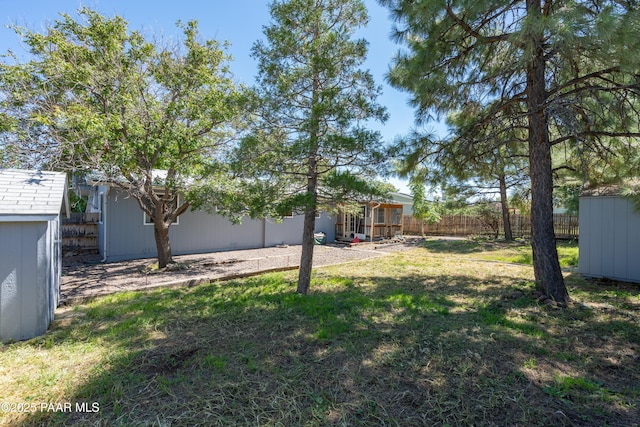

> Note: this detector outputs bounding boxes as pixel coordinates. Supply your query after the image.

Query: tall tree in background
[395,109,530,241]
[248,0,387,294]
[446,107,530,241]
[381,0,640,305]
[409,179,441,235]
[0,9,245,268]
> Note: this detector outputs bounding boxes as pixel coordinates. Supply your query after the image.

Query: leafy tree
[1,8,246,268]
[246,0,388,294]
[471,199,503,239]
[409,179,441,235]
[380,0,640,305]
[0,76,20,167]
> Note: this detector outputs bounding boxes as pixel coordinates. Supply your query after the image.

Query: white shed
[578,184,640,283]
[0,169,69,343]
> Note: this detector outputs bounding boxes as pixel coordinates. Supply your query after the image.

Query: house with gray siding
[0,169,69,343]
[579,184,640,283]
[90,185,337,263]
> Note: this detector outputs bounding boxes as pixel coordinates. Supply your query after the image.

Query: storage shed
[578,184,640,283]
[0,169,69,343]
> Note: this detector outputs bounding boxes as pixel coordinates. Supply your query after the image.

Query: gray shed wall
[102,189,336,262]
[0,221,54,343]
[579,195,640,283]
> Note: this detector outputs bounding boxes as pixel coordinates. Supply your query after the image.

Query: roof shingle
[0,169,67,216]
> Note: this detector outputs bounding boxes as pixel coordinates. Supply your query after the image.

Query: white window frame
[376,208,386,224]
[284,210,321,219]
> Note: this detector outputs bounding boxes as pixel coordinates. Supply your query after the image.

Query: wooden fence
[62,212,99,251]
[403,214,579,240]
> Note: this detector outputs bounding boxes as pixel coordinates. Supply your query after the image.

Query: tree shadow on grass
[11,268,640,426]
[421,237,529,255]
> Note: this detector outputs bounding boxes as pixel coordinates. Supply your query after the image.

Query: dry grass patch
[1,241,638,426]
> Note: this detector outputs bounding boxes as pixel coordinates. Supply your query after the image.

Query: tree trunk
[498,174,513,241]
[154,219,173,269]
[297,147,318,294]
[297,43,321,295]
[298,143,319,294]
[526,1,569,305]
[529,138,567,304]
[297,203,317,294]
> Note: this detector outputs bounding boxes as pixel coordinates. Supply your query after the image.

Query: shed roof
[581,180,640,198]
[0,169,69,217]
[580,185,621,197]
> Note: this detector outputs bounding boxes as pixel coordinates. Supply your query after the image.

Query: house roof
[86,169,193,188]
[389,191,413,205]
[0,169,69,217]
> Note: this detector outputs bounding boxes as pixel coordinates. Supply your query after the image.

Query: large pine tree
[249,0,388,294]
[381,0,640,305]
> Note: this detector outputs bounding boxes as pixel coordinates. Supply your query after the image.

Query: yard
[1,240,638,426]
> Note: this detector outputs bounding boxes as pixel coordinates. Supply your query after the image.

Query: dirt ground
[61,238,423,303]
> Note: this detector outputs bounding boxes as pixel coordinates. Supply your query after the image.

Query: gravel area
[61,238,423,303]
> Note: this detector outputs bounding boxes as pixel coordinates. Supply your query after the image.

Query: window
[284,209,321,219]
[392,208,403,225]
[144,193,180,225]
[376,208,386,224]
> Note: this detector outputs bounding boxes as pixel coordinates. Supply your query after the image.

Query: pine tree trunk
[499,174,513,241]
[297,150,318,294]
[297,205,317,294]
[529,139,567,304]
[297,147,319,294]
[297,49,321,295]
[526,3,569,305]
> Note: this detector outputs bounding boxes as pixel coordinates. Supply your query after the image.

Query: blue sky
[0,0,447,193]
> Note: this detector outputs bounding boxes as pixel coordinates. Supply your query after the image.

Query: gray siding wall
[579,196,640,283]
[264,213,335,247]
[49,216,61,321]
[103,189,336,262]
[0,221,52,343]
[170,209,264,254]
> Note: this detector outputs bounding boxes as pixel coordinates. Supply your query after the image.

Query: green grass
[423,238,579,267]
[1,242,638,426]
